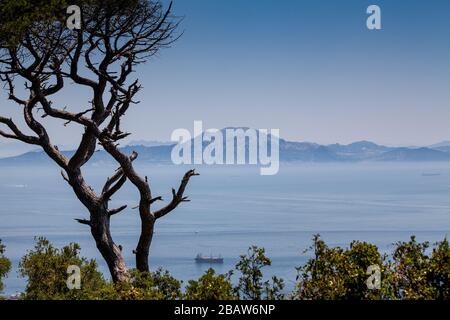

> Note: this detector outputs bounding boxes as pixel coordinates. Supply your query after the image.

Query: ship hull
[195,257,224,264]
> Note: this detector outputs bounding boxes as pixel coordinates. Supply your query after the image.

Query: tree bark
[135,217,155,272]
[90,206,130,283]
[68,167,130,283]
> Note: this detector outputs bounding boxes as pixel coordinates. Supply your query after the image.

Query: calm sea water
[1,162,450,295]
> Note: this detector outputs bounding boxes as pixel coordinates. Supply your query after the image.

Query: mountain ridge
[1,133,450,165]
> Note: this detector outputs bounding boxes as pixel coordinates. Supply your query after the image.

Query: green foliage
[17,238,182,300]
[19,237,108,300]
[0,0,143,46]
[117,268,182,300]
[234,246,285,300]
[294,235,450,300]
[0,239,12,294]
[391,236,450,300]
[391,236,432,299]
[263,275,285,300]
[184,247,285,301]
[0,0,68,45]
[11,236,450,300]
[294,235,392,300]
[185,268,236,300]
[429,238,450,299]
[141,268,182,300]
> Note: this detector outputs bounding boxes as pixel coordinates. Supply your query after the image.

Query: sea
[1,162,450,295]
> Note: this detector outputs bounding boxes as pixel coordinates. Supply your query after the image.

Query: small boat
[195,253,224,264]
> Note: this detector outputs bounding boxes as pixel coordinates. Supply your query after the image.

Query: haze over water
[1,162,450,295]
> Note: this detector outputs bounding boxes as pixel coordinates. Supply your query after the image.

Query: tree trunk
[135,218,155,273]
[90,207,130,283]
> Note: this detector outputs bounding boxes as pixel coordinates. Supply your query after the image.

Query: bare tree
[0,0,197,283]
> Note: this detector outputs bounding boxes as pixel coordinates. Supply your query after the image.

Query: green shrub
[185,268,236,300]
[391,236,450,300]
[14,235,450,300]
[19,237,108,300]
[119,268,182,300]
[294,235,392,300]
[429,238,450,299]
[0,239,12,294]
[234,246,285,300]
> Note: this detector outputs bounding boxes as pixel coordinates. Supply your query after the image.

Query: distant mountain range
[126,140,173,147]
[278,140,450,162]
[1,131,450,166]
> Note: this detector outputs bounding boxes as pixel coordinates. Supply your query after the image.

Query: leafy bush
[294,235,392,300]
[19,237,108,300]
[17,237,183,300]
[429,238,450,299]
[117,268,182,300]
[234,246,285,300]
[0,239,12,294]
[10,235,450,300]
[391,236,450,300]
[139,268,182,300]
[185,268,236,300]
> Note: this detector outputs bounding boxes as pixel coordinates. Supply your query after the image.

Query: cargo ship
[195,253,224,264]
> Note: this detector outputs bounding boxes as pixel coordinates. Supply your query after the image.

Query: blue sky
[1,0,450,153]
